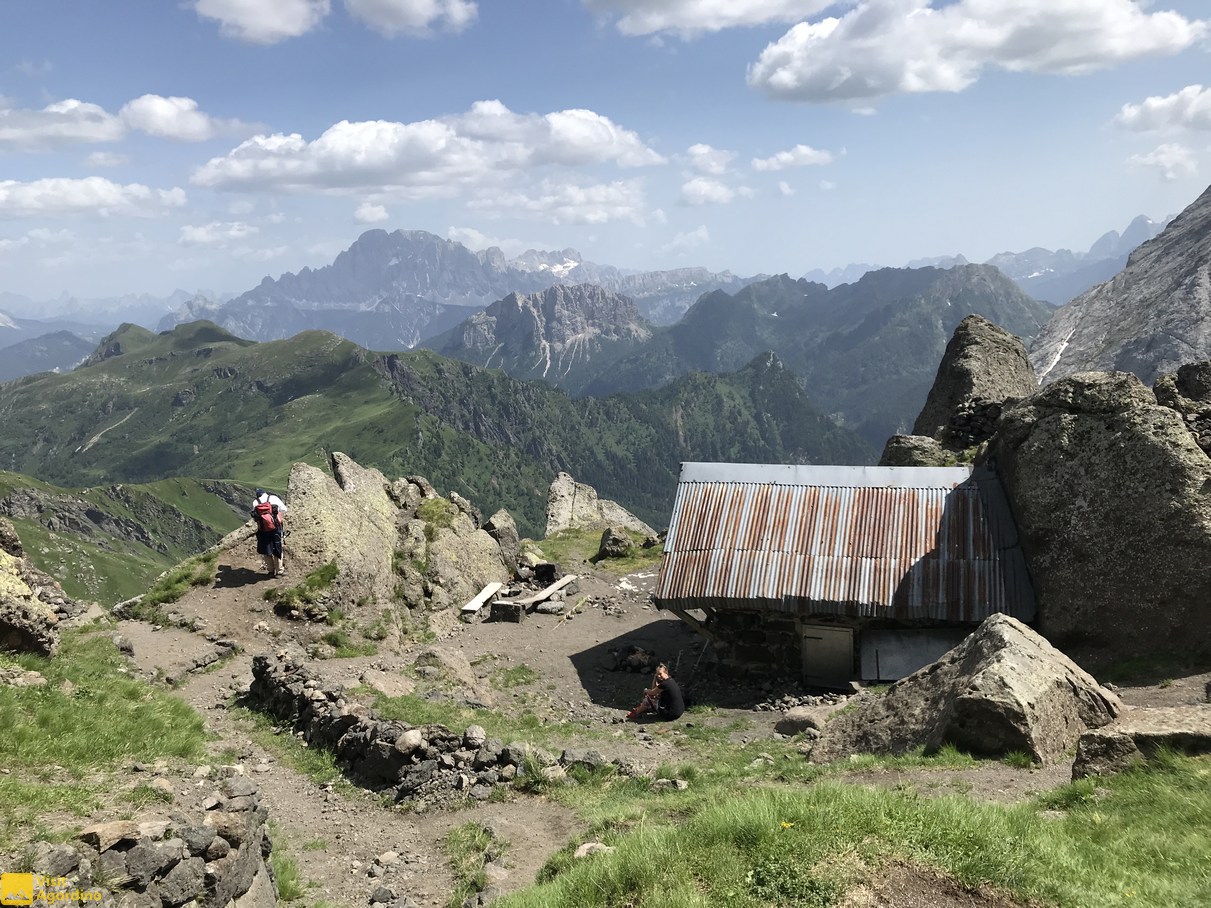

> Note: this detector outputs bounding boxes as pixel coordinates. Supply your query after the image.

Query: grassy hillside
[0,322,873,537]
[0,470,246,603]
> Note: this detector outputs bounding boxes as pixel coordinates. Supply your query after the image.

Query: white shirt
[253,492,288,514]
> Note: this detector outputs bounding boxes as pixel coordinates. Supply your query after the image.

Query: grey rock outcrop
[426,284,653,394]
[914,315,1039,439]
[987,371,1211,665]
[1072,706,1211,779]
[597,526,635,560]
[0,516,78,657]
[1154,361,1211,456]
[810,614,1121,765]
[545,472,656,537]
[877,434,951,467]
[1031,183,1211,385]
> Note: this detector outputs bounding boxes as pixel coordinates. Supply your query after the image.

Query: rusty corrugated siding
[654,463,1035,622]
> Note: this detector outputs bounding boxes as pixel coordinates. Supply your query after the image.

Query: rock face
[877,434,951,467]
[425,284,654,394]
[986,371,1211,666]
[913,315,1039,439]
[1031,184,1211,385]
[0,516,89,656]
[227,453,511,627]
[810,615,1121,765]
[1073,706,1211,779]
[545,472,656,537]
[1153,361,1211,457]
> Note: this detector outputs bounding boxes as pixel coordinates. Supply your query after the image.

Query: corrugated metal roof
[654,463,1035,622]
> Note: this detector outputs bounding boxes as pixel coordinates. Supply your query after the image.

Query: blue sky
[1,0,1209,300]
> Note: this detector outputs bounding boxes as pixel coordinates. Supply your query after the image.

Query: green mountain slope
[0,322,873,536]
[585,267,1053,446]
[0,471,247,603]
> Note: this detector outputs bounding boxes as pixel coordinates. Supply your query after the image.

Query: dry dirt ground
[65,540,1211,908]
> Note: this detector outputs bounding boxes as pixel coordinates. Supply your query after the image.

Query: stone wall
[711,612,802,677]
[19,775,276,908]
[247,651,617,809]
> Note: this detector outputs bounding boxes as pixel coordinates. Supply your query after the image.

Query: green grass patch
[227,705,356,796]
[492,664,540,690]
[318,628,378,659]
[139,550,218,615]
[0,627,206,850]
[444,822,506,908]
[263,561,339,610]
[526,528,662,574]
[271,849,308,902]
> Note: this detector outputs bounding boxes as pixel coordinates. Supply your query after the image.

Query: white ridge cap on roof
[677,462,974,489]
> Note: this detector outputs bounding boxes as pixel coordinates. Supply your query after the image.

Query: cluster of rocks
[935,397,1004,449]
[246,651,621,810]
[20,774,275,908]
[1154,361,1211,455]
[754,691,852,713]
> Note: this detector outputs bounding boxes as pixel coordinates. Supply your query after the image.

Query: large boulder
[1072,706,1211,779]
[810,614,1121,765]
[1154,361,1211,457]
[545,472,655,537]
[986,371,1211,667]
[913,315,1038,442]
[284,457,398,610]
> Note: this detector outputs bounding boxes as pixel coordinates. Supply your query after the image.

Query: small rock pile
[246,651,616,810]
[754,690,852,712]
[937,397,1004,449]
[16,774,275,908]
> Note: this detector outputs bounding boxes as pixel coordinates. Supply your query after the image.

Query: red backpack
[252,499,281,532]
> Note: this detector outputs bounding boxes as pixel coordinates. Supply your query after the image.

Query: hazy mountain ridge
[0,330,97,383]
[805,215,1168,305]
[155,229,751,352]
[1031,187,1211,385]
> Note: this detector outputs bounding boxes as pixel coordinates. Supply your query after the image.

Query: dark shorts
[256,529,282,557]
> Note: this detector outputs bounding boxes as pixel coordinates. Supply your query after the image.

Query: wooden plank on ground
[495,574,578,607]
[461,581,504,615]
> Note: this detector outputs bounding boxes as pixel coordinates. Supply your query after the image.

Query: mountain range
[1030,186,1211,385]
[0,321,871,537]
[426,266,1053,447]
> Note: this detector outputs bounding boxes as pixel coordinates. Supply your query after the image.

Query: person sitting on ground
[626,663,685,721]
[250,487,288,578]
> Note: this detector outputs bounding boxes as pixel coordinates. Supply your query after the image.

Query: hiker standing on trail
[626,663,685,721]
[251,488,288,578]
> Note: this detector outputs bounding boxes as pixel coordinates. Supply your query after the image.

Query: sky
[2,0,1210,301]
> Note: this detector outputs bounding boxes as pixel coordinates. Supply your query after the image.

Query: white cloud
[1127,143,1197,181]
[686,143,735,175]
[345,0,477,36]
[583,0,835,37]
[679,176,735,205]
[15,59,54,76]
[194,0,331,44]
[819,179,836,191]
[0,227,75,253]
[660,225,710,255]
[0,99,124,150]
[446,226,534,256]
[1116,85,1211,132]
[85,151,129,168]
[0,177,186,218]
[752,143,834,170]
[192,100,664,195]
[228,199,256,215]
[355,201,389,222]
[469,179,647,225]
[120,95,246,142]
[748,0,1208,103]
[179,221,260,245]
[778,181,794,196]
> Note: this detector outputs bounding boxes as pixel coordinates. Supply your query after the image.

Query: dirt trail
[112,541,1211,908]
